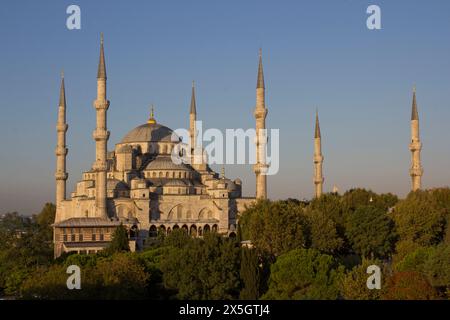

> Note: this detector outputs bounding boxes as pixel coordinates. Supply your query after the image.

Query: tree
[423,244,450,290]
[309,193,345,233]
[21,253,149,300]
[305,209,343,254]
[340,259,383,300]
[239,248,260,300]
[392,190,446,248]
[341,188,397,213]
[262,248,343,300]
[239,200,308,258]
[161,233,241,300]
[106,224,130,254]
[382,271,439,300]
[345,205,396,259]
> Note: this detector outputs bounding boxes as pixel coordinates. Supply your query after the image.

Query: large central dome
[121,123,179,143]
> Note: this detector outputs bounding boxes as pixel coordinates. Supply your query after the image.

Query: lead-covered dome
[121,123,180,143]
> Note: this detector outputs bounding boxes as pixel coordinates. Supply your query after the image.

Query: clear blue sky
[1,0,450,215]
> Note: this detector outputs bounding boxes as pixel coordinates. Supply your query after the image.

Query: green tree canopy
[106,224,130,254]
[262,248,343,300]
[345,205,396,259]
[305,209,344,254]
[239,200,308,258]
[239,248,260,300]
[340,259,384,300]
[161,233,240,300]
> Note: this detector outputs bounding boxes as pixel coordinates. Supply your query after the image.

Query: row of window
[62,227,110,234]
[63,234,105,242]
[144,171,192,179]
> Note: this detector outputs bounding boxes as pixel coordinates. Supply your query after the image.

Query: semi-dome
[107,179,129,190]
[121,122,180,143]
[145,156,192,171]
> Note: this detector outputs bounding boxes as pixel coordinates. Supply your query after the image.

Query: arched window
[149,225,157,237]
[204,224,210,233]
[212,224,218,232]
[190,225,197,237]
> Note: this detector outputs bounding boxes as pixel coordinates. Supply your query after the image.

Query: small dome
[164,180,187,187]
[107,179,129,191]
[121,123,180,143]
[145,156,192,171]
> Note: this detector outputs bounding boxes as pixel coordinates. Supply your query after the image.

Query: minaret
[92,33,110,219]
[55,71,68,212]
[313,110,324,198]
[409,86,423,191]
[253,49,268,200]
[189,81,197,153]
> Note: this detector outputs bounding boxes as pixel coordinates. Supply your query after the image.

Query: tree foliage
[345,205,396,259]
[239,248,260,300]
[340,259,383,300]
[382,271,439,300]
[239,200,307,258]
[262,248,343,300]
[161,233,241,300]
[106,224,130,254]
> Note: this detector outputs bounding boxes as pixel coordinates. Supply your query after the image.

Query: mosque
[52,35,423,258]
[52,35,268,257]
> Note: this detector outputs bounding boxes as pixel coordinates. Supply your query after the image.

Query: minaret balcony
[55,146,68,156]
[56,123,68,132]
[253,107,268,119]
[253,163,269,174]
[92,161,108,171]
[409,167,423,176]
[93,129,110,141]
[409,141,422,151]
[314,155,324,162]
[55,172,68,180]
[93,99,110,110]
[313,178,324,184]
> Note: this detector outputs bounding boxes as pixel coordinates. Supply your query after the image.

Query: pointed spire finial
[257,49,265,89]
[315,108,321,139]
[59,72,66,107]
[97,33,107,79]
[411,85,419,120]
[61,69,64,79]
[190,81,197,114]
[148,104,156,124]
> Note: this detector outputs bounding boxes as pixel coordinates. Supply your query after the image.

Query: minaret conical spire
[411,85,419,120]
[315,109,321,139]
[190,80,197,114]
[97,33,107,79]
[59,71,66,109]
[257,48,265,89]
